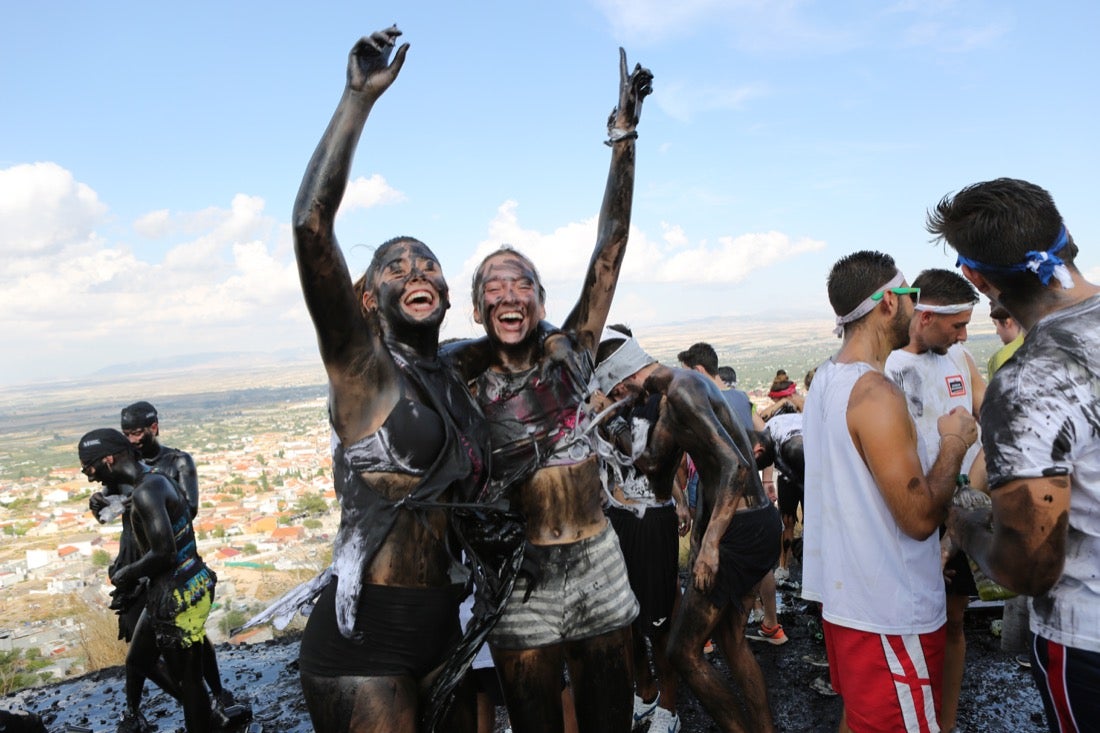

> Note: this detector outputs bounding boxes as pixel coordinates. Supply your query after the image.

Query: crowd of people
[53,25,1095,733]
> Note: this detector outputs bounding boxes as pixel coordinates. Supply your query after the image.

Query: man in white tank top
[802,251,977,733]
[884,268,986,733]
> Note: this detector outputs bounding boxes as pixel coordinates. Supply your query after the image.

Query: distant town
[0,317,1002,691]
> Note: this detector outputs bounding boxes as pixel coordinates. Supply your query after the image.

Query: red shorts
[823,619,945,733]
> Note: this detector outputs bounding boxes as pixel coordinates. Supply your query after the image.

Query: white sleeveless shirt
[802,359,946,634]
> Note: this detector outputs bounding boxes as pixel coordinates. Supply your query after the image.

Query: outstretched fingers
[347,26,410,95]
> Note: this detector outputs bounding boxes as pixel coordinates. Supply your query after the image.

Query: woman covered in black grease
[292,27,489,733]
[452,50,653,733]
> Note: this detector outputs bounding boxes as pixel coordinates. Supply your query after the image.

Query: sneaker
[747,623,788,645]
[747,607,765,625]
[632,692,659,729]
[118,711,155,733]
[801,653,829,668]
[810,676,838,696]
[773,566,790,582]
[649,706,682,733]
[703,639,716,654]
[1015,654,1032,670]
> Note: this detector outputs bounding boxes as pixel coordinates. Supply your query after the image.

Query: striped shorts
[489,522,639,649]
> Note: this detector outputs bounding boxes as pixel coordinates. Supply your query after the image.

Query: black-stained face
[123,426,156,452]
[474,253,545,346]
[369,240,450,330]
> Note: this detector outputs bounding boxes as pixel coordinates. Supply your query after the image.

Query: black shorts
[299,579,461,678]
[944,548,978,598]
[777,475,804,519]
[608,504,679,632]
[706,504,782,609]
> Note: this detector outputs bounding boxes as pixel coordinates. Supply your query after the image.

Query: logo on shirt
[945,374,967,397]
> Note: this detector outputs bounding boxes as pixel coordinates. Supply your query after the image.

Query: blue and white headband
[833,270,904,338]
[955,225,1075,290]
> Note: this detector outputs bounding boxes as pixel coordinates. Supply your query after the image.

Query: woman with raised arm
[454,50,653,733]
[291,27,488,733]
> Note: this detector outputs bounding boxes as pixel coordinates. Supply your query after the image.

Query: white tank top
[802,359,946,634]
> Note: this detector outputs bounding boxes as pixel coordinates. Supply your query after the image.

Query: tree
[91,549,111,568]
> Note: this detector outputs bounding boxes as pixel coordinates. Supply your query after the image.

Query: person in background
[114,401,242,728]
[80,429,217,733]
[986,302,1024,379]
[883,268,985,733]
[598,330,780,733]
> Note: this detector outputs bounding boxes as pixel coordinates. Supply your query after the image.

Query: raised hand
[606,48,654,143]
[346,25,410,99]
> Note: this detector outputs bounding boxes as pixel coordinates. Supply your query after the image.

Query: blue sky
[2,1,1098,385]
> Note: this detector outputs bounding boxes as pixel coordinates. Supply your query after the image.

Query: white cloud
[0,162,107,256]
[0,163,306,383]
[459,201,823,293]
[338,174,406,216]
[654,80,768,123]
[656,230,826,283]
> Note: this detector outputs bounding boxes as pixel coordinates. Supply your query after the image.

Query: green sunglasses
[870,286,920,303]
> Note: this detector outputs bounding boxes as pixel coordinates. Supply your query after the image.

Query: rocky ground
[3,570,1049,732]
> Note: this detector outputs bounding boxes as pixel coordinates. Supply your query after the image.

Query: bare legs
[668,589,775,733]
[493,626,634,733]
[941,593,969,731]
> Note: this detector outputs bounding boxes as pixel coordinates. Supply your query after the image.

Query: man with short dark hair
[884,268,986,732]
[932,178,1100,731]
[803,251,977,732]
[80,429,217,733]
[677,343,763,433]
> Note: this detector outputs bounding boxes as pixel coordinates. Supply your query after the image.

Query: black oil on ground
[3,569,1048,732]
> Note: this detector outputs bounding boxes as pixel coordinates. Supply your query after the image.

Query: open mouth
[403,288,436,309]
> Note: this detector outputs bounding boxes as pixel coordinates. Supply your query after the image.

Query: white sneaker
[649,706,682,733]
[632,692,659,729]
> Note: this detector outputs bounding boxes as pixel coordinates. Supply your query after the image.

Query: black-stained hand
[607,49,653,138]
[347,25,410,99]
[89,491,109,518]
[693,544,718,594]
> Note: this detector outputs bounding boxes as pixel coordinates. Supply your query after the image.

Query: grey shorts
[489,522,639,649]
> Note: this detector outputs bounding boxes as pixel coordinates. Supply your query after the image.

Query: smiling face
[363,239,450,331]
[472,250,546,347]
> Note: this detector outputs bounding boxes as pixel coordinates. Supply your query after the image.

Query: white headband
[914,302,975,315]
[594,329,655,394]
[833,270,904,338]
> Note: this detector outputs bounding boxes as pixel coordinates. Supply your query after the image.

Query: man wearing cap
[79,429,216,733]
[884,268,986,732]
[802,251,977,732]
[932,178,1100,731]
[595,328,781,733]
[94,403,242,730]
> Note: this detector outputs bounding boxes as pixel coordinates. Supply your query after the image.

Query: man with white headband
[595,327,781,733]
[802,250,977,732]
[931,178,1100,732]
[884,268,986,733]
